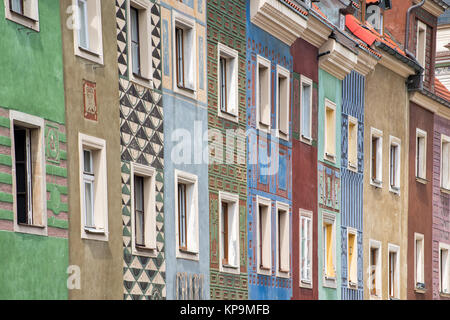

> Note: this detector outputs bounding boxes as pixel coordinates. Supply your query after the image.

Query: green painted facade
[318,69,342,301]
[0,0,68,300]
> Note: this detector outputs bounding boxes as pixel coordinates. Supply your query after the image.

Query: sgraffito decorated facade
[0,0,69,299]
[115,0,166,300]
[207,0,248,300]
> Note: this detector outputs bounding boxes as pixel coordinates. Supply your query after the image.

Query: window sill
[135,244,156,252]
[324,153,336,163]
[370,180,383,189]
[348,163,358,172]
[84,227,105,235]
[221,264,240,275]
[416,177,427,185]
[130,73,153,89]
[174,85,197,100]
[177,247,199,261]
[389,186,400,195]
[257,123,271,135]
[440,292,450,298]
[6,10,40,32]
[218,110,239,124]
[348,281,358,290]
[276,269,290,278]
[323,275,337,288]
[389,297,400,301]
[440,187,450,195]
[369,294,382,300]
[414,287,427,294]
[18,223,45,229]
[133,244,158,258]
[277,131,289,142]
[300,279,313,289]
[75,46,104,66]
[300,135,313,146]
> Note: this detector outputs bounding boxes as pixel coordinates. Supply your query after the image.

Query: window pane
[176,28,184,87]
[83,150,92,174]
[84,181,94,228]
[14,127,30,225]
[78,0,89,49]
[134,176,144,212]
[301,84,311,138]
[178,183,186,248]
[11,0,23,15]
[221,202,228,264]
[135,210,144,246]
[220,57,227,112]
[131,7,140,75]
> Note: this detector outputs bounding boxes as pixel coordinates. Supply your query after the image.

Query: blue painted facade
[160,0,210,300]
[340,71,365,300]
[246,0,293,300]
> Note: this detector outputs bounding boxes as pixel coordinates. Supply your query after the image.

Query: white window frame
[324,99,336,163]
[174,169,199,261]
[218,191,240,274]
[4,0,40,31]
[389,136,401,194]
[78,133,108,241]
[299,209,313,288]
[416,20,427,69]
[217,43,239,122]
[130,162,157,257]
[72,0,104,65]
[439,242,450,295]
[347,227,358,289]
[300,75,313,144]
[369,239,382,299]
[370,127,383,188]
[276,201,290,278]
[127,0,153,87]
[276,65,290,141]
[256,195,272,276]
[172,12,197,98]
[414,233,425,291]
[440,134,450,191]
[387,243,400,300]
[256,55,271,134]
[415,128,427,182]
[10,111,47,236]
[322,211,336,288]
[348,116,358,172]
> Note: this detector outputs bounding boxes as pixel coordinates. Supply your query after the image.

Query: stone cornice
[410,90,450,120]
[318,39,358,80]
[378,51,416,78]
[354,50,379,76]
[414,0,446,17]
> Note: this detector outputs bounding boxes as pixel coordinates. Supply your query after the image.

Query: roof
[345,14,422,72]
[435,78,450,101]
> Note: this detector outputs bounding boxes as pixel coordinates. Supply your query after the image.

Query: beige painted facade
[363,64,409,300]
[60,0,123,299]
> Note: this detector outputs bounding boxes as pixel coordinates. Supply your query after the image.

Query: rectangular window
[441,135,450,190]
[440,243,450,294]
[347,229,358,288]
[79,133,108,241]
[415,233,425,289]
[6,0,39,31]
[74,0,103,64]
[348,116,358,170]
[388,244,400,299]
[416,21,427,68]
[371,128,383,186]
[131,163,157,255]
[369,240,381,298]
[175,170,199,259]
[220,192,240,273]
[300,210,312,287]
[322,212,336,288]
[130,7,141,76]
[300,76,312,141]
[218,44,239,120]
[257,56,271,131]
[277,66,290,140]
[324,99,336,162]
[174,15,196,93]
[257,196,271,275]
[416,129,427,180]
[83,149,95,229]
[276,202,290,277]
[11,111,46,236]
[389,137,401,192]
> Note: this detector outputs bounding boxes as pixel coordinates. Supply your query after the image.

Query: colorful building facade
[0,0,69,299]
[60,0,123,299]
[115,0,166,300]
[246,0,294,300]
[207,0,248,300]
[160,0,210,300]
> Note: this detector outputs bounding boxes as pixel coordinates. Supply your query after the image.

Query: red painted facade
[291,38,319,300]
[407,102,434,300]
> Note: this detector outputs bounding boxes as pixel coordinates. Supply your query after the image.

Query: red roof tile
[435,78,450,102]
